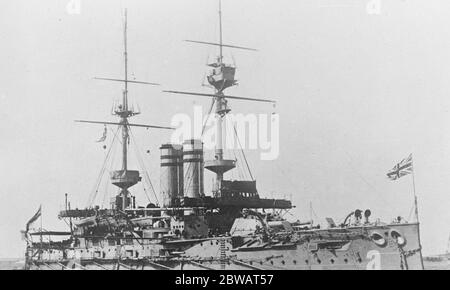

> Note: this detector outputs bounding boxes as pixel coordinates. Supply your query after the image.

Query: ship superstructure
[23,3,424,270]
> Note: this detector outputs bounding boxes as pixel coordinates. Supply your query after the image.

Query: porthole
[370,232,387,247]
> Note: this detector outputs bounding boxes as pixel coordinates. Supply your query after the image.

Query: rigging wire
[129,127,159,206]
[232,144,245,180]
[87,127,120,207]
[311,204,320,221]
[342,150,378,192]
[140,182,152,205]
[232,123,254,180]
[182,97,217,195]
[128,128,156,203]
[223,118,241,180]
[101,127,119,208]
[225,119,241,180]
[101,172,111,208]
[202,98,216,136]
[407,200,415,222]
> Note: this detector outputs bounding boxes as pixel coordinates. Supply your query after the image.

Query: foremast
[122,8,130,173]
[75,9,173,211]
[113,10,137,211]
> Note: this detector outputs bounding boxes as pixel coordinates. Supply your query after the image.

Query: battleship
[22,3,425,270]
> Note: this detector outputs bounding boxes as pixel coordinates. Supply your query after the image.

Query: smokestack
[160,144,183,207]
[183,139,204,198]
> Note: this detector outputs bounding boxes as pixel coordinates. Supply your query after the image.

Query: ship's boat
[74,216,97,227]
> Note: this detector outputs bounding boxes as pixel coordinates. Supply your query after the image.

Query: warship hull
[26,223,423,270]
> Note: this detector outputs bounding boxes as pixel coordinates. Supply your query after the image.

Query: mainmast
[164,0,276,197]
[124,10,129,105]
[212,0,233,194]
[122,9,129,172]
[219,0,223,64]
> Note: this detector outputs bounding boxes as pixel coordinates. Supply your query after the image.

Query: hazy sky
[1,0,450,258]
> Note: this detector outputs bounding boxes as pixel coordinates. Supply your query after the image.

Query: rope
[225,118,245,180]
[87,127,120,207]
[139,182,152,205]
[128,128,159,206]
[202,98,216,136]
[101,172,110,208]
[180,98,216,197]
[407,200,415,223]
[228,131,242,180]
[101,133,119,208]
[233,123,254,180]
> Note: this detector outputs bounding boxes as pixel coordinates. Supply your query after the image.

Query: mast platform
[204,159,236,175]
[110,170,141,189]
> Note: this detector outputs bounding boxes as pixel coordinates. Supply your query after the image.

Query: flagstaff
[39,205,43,260]
[387,153,425,269]
[410,154,425,269]
[411,154,420,223]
